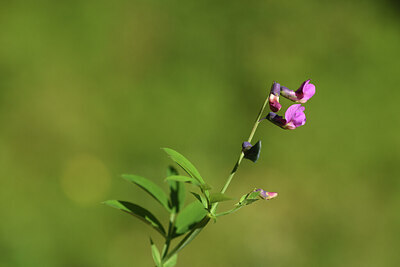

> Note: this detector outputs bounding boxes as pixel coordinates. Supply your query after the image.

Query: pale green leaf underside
[163,254,178,267]
[210,193,232,204]
[150,238,161,267]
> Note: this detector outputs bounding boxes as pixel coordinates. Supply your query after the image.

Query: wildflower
[280,79,315,103]
[255,189,278,200]
[264,104,306,130]
[242,141,261,163]
[268,82,282,112]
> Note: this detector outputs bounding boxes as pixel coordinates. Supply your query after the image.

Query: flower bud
[268,82,282,112]
[255,189,278,200]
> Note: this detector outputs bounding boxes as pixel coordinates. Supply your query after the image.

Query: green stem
[211,92,269,214]
[161,90,270,263]
[161,212,176,259]
[215,206,243,217]
[162,217,210,264]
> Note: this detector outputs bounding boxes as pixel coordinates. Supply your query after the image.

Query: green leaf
[167,166,185,213]
[199,183,212,191]
[104,200,166,237]
[162,148,205,184]
[167,165,179,177]
[165,175,200,185]
[163,254,178,267]
[174,201,208,236]
[210,193,232,204]
[122,174,171,212]
[150,238,161,267]
[237,191,261,206]
[190,192,208,208]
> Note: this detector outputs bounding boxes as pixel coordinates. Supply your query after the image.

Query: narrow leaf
[190,192,208,208]
[165,175,200,185]
[174,201,208,236]
[210,193,232,204]
[150,238,161,267]
[167,165,179,177]
[237,191,261,206]
[167,166,185,213]
[122,174,171,212]
[162,148,205,184]
[104,200,166,237]
[163,254,178,267]
[199,183,212,191]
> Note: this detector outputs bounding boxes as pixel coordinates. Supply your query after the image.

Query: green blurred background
[1,0,399,266]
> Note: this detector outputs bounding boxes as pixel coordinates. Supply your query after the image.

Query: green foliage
[150,238,162,267]
[209,193,232,204]
[103,200,166,237]
[190,192,208,208]
[237,191,261,206]
[163,254,178,267]
[122,174,171,212]
[162,148,205,184]
[166,167,185,213]
[165,175,200,185]
[173,201,208,236]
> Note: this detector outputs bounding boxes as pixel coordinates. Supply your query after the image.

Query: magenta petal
[303,83,315,101]
[285,104,306,128]
[296,79,315,103]
[285,104,302,122]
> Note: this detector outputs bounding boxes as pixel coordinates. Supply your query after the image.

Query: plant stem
[162,217,210,264]
[211,92,269,214]
[161,91,270,263]
[161,212,176,259]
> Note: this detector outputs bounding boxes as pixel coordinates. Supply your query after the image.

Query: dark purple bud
[265,112,287,128]
[242,142,252,150]
[242,140,262,163]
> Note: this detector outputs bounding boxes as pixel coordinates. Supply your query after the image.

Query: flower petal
[284,104,303,122]
[296,79,315,103]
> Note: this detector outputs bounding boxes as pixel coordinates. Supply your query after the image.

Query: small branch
[210,92,270,214]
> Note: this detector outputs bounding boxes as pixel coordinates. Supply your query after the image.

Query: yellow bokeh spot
[61,154,111,206]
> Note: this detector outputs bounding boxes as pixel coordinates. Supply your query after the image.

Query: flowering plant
[104,79,315,266]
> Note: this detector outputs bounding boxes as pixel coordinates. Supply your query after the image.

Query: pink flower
[284,104,306,129]
[255,189,278,200]
[295,79,316,103]
[263,104,307,130]
[281,79,315,103]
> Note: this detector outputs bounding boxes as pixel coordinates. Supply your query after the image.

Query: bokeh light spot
[61,154,111,206]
